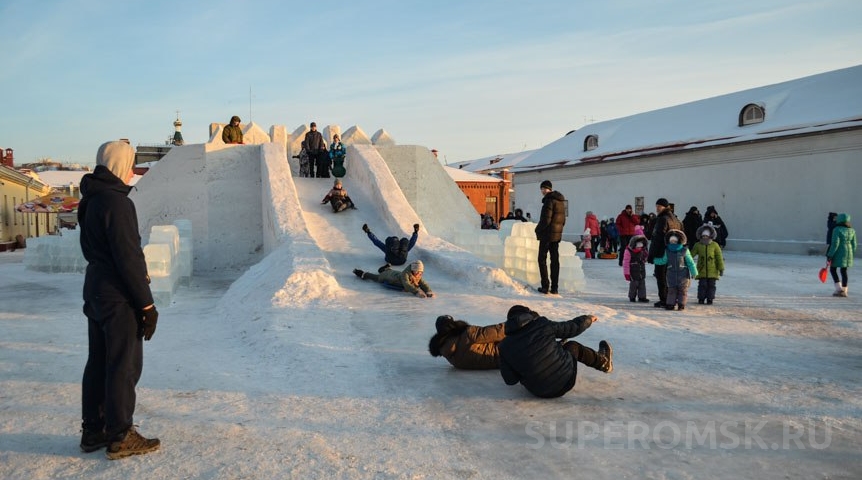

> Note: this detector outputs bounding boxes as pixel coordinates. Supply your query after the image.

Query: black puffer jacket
[682,207,702,248]
[535,191,566,242]
[78,165,154,309]
[499,309,593,398]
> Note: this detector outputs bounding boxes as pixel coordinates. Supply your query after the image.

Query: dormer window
[739,103,765,126]
[584,135,599,151]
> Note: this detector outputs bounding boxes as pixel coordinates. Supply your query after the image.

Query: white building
[504,65,861,255]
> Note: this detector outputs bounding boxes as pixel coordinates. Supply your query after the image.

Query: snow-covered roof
[31,170,88,188]
[444,166,505,183]
[514,64,862,172]
[452,149,537,173]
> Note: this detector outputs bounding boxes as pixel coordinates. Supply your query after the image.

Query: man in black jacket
[499,305,613,398]
[78,141,160,460]
[303,122,325,178]
[647,198,683,308]
[535,180,566,294]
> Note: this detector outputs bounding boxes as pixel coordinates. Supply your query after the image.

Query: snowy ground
[1,238,860,479]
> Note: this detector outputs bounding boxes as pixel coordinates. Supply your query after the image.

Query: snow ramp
[129,142,523,313]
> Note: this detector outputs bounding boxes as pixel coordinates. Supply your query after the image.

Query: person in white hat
[353,260,435,298]
[78,141,160,459]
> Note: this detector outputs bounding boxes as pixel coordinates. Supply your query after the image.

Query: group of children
[294,133,347,178]
[621,224,725,310]
[621,210,856,308]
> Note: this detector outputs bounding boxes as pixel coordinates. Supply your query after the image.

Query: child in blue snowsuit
[654,229,698,310]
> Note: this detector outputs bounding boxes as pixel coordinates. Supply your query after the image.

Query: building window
[739,103,765,126]
[584,135,599,151]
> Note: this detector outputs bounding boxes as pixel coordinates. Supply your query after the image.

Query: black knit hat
[540,180,553,190]
[655,198,669,207]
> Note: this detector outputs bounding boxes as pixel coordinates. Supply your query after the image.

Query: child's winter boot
[833,282,844,297]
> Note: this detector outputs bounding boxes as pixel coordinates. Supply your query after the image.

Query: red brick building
[444,166,511,222]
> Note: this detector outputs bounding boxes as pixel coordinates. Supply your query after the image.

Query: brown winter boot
[105,427,160,460]
[596,340,614,373]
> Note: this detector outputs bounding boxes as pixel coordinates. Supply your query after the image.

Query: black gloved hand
[362,224,370,233]
[138,306,158,341]
[413,223,420,233]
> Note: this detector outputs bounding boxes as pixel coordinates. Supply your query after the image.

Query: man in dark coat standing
[535,180,566,294]
[303,122,325,177]
[648,198,683,308]
[704,206,729,248]
[499,305,612,398]
[682,206,702,249]
[78,141,160,460]
[615,204,640,266]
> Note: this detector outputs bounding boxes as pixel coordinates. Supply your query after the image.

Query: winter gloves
[353,269,365,279]
[413,223,420,233]
[624,274,631,281]
[362,224,370,233]
[138,306,158,341]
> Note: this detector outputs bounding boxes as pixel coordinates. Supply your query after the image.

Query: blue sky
[2,0,861,166]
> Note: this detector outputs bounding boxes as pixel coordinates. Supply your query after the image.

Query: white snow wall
[132,143,269,272]
[374,145,480,241]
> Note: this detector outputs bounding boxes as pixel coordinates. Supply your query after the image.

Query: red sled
[819,261,830,283]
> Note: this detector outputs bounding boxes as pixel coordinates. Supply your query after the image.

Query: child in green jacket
[690,224,725,304]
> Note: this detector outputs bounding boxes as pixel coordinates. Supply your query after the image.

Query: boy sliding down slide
[362,223,419,266]
[353,260,435,298]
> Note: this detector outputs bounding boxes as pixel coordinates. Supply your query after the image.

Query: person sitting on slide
[321,179,356,212]
[353,260,434,298]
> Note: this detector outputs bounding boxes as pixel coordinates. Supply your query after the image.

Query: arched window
[739,103,765,126]
[584,135,599,151]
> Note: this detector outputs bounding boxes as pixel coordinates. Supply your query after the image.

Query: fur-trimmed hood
[628,234,648,249]
[696,223,717,240]
[664,228,687,247]
[429,316,469,357]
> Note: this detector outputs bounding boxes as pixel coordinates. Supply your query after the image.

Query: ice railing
[24,219,193,306]
[143,219,193,306]
[450,221,585,292]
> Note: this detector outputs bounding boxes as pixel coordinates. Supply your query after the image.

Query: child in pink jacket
[622,225,649,302]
